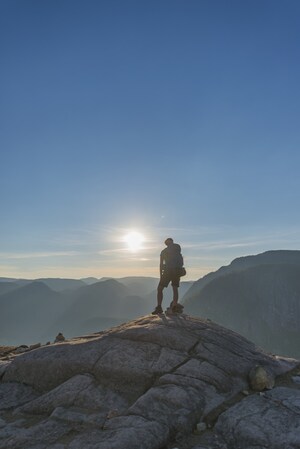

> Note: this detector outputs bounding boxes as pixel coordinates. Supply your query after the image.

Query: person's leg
[152,281,165,314]
[172,285,178,305]
[170,277,183,313]
[171,272,180,306]
[157,284,164,306]
[157,272,171,307]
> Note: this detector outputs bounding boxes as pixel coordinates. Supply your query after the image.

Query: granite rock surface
[0,314,299,449]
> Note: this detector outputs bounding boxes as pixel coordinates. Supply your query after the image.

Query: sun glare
[124,231,145,252]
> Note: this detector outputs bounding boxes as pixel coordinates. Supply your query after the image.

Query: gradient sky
[1,0,300,280]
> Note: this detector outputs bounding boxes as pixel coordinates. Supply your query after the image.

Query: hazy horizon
[1,1,300,280]
[1,244,300,281]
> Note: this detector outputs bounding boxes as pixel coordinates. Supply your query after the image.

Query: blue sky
[1,0,300,280]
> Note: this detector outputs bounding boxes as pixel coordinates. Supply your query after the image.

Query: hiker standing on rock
[152,238,185,315]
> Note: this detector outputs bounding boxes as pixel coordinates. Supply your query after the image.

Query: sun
[123,231,145,252]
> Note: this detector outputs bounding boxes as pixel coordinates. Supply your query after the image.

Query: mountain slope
[184,262,300,357]
[0,276,192,345]
[183,250,300,302]
[37,278,86,292]
[47,279,149,338]
[0,281,21,296]
[0,282,68,345]
[116,276,159,297]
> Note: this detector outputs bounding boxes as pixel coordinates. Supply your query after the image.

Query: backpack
[165,244,186,276]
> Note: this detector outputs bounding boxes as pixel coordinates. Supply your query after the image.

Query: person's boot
[166,302,184,315]
[152,305,163,315]
[172,303,184,314]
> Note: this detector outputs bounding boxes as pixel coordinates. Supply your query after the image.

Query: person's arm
[159,254,164,277]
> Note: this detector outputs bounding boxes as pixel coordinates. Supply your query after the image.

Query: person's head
[164,238,174,246]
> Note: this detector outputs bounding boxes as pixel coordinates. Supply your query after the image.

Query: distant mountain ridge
[0,281,21,296]
[183,250,300,302]
[0,276,193,346]
[0,281,64,345]
[183,250,300,358]
[4,251,300,357]
[0,277,87,292]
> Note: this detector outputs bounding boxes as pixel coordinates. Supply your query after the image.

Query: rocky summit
[0,315,300,449]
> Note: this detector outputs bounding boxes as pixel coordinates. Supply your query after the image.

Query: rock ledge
[0,314,299,449]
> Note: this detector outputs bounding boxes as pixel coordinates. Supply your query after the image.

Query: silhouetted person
[152,238,184,314]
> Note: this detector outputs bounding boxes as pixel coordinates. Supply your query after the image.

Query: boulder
[214,387,300,448]
[29,343,41,351]
[248,364,275,391]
